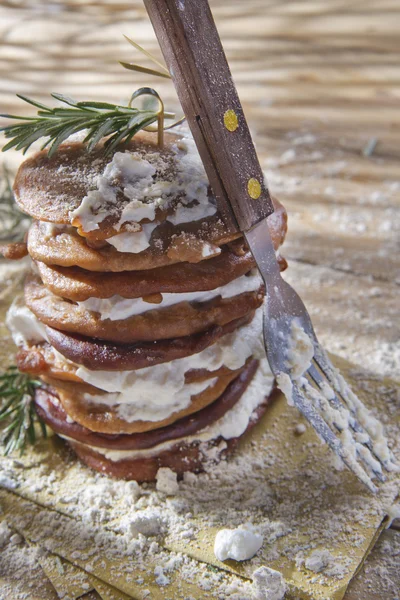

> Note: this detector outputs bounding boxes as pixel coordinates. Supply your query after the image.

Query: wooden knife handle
[144,0,274,233]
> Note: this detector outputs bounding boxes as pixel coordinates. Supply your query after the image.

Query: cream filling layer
[106,222,158,254]
[7,299,266,425]
[78,271,262,321]
[62,357,274,462]
[68,137,217,239]
[76,308,265,422]
[6,300,48,347]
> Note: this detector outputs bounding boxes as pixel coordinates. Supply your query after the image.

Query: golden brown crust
[27,217,241,270]
[66,401,270,481]
[27,195,287,272]
[68,438,219,481]
[33,244,258,301]
[34,358,259,450]
[25,276,263,343]
[0,242,28,260]
[43,313,253,371]
[41,366,244,434]
[13,132,180,226]
[16,344,81,382]
[18,340,247,385]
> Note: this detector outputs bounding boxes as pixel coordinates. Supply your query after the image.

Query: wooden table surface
[0,1,399,598]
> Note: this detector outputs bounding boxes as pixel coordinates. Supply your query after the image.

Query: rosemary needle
[0,366,46,456]
[0,92,161,158]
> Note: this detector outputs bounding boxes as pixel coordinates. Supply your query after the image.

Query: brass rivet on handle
[223,109,238,132]
[247,177,262,200]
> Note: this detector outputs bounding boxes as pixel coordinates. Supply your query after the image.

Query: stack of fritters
[7,131,288,480]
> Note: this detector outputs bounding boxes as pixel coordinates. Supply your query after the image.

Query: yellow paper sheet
[0,268,399,600]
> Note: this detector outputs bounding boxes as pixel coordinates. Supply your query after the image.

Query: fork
[144,0,398,492]
[246,220,398,492]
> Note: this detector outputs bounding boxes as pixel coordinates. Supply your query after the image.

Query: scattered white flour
[156,468,179,495]
[0,520,12,548]
[154,565,170,586]
[69,136,217,239]
[305,549,334,573]
[251,566,287,600]
[122,508,163,538]
[0,471,19,490]
[214,525,263,562]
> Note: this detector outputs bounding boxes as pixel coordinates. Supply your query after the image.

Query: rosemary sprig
[0,366,46,456]
[120,35,172,79]
[0,164,30,242]
[0,93,162,158]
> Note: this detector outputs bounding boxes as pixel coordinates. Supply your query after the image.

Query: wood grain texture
[344,529,400,600]
[144,0,274,232]
[0,1,399,598]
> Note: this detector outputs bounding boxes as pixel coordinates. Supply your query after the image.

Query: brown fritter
[14,132,184,228]
[0,242,28,260]
[34,359,259,450]
[33,244,258,301]
[27,195,287,272]
[66,401,270,481]
[40,367,244,434]
[17,340,248,386]
[16,343,81,382]
[25,276,263,343]
[43,314,253,371]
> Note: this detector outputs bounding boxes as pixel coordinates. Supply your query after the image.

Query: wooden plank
[345,529,400,600]
[0,2,399,598]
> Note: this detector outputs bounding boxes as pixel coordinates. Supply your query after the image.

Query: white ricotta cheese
[214,525,263,562]
[385,503,400,528]
[122,508,162,537]
[6,300,48,347]
[8,302,270,426]
[78,271,262,321]
[69,135,217,235]
[61,356,274,462]
[285,319,314,379]
[70,175,118,232]
[76,307,266,423]
[106,221,158,254]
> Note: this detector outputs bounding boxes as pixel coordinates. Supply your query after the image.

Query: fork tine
[290,383,378,493]
[311,345,399,472]
[305,365,386,483]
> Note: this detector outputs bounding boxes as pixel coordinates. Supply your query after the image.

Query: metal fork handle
[244,220,282,281]
[143,0,274,233]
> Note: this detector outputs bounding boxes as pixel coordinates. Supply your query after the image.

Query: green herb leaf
[0,90,164,158]
[0,366,45,456]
